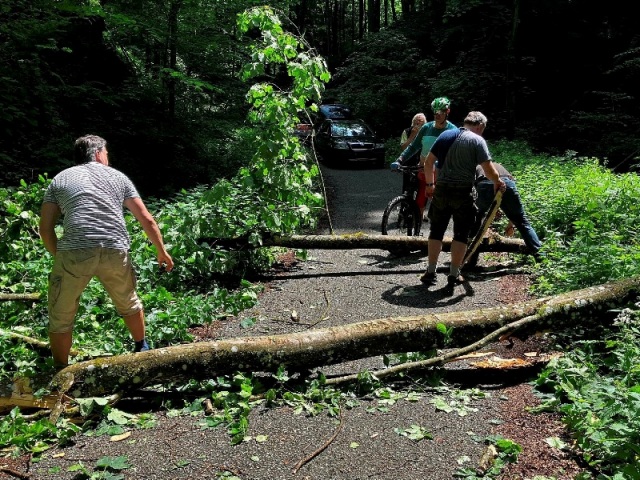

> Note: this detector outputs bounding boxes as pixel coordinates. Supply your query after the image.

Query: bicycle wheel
[381,196,422,255]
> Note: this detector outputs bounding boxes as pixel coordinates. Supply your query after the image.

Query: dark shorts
[427,183,476,243]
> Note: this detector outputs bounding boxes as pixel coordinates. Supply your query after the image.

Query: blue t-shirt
[431,128,491,184]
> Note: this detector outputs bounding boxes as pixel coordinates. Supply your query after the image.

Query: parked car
[316,103,354,123]
[293,104,354,147]
[314,119,386,168]
[293,122,313,145]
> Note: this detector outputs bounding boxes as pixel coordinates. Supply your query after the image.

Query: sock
[134,339,150,352]
[427,263,437,274]
[449,265,461,277]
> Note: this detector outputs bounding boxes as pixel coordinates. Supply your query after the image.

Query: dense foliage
[2,3,640,476]
[2,0,639,192]
[492,142,640,294]
[326,2,640,167]
[535,307,640,478]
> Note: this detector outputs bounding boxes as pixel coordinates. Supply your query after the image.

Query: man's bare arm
[124,197,174,271]
[479,160,506,192]
[39,202,61,255]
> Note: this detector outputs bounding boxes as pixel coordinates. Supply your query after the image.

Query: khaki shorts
[48,248,143,333]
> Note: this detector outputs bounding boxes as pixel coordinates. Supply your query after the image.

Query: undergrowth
[2,8,640,479]
[493,140,640,295]
[533,304,640,478]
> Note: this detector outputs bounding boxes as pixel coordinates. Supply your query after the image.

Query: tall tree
[367,0,380,33]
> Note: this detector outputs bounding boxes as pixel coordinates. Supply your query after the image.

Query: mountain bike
[381,165,430,253]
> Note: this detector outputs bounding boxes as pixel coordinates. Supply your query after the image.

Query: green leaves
[492,142,640,295]
[0,407,80,456]
[66,455,130,480]
[534,308,640,475]
[394,424,433,442]
[235,6,329,242]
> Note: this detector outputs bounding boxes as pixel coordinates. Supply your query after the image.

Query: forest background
[3,2,640,477]
[2,0,639,194]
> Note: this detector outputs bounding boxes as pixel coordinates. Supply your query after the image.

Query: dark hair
[74,135,107,164]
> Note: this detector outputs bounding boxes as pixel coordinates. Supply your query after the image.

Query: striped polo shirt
[43,162,140,251]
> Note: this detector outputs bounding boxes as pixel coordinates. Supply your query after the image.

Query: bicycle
[381,165,431,253]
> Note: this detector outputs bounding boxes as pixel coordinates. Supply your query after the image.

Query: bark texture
[52,276,640,397]
[202,232,531,254]
[0,293,41,302]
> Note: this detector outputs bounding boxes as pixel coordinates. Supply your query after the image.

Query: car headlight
[375,143,385,149]
[333,140,350,149]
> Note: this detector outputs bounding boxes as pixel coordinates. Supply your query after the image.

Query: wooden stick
[0,293,40,302]
[324,313,541,386]
[292,410,344,474]
[0,465,30,480]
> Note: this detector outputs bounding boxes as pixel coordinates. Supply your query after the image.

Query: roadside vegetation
[2,7,640,479]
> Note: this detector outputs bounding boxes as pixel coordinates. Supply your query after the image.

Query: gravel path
[19,164,582,480]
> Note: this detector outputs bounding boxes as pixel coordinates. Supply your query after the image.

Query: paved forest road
[319,164,403,234]
[27,164,573,480]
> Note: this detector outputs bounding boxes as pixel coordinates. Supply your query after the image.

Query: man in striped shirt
[39,134,174,369]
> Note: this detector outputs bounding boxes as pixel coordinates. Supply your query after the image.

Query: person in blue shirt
[420,112,505,294]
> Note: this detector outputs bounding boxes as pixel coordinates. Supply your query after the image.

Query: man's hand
[158,252,174,272]
[425,184,435,198]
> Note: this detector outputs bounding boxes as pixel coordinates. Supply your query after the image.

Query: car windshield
[331,123,369,137]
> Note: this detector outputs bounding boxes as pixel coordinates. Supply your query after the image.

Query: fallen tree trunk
[201,232,530,254]
[0,293,41,302]
[52,276,640,397]
[0,329,79,357]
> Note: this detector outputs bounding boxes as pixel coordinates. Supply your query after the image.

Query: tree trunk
[367,0,380,33]
[52,276,640,397]
[505,0,521,138]
[0,293,41,302]
[202,231,532,254]
[166,0,182,122]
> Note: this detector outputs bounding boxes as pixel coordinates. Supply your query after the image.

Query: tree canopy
[1,0,638,193]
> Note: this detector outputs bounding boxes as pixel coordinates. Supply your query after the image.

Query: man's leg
[49,332,72,368]
[48,250,96,369]
[420,239,442,284]
[124,310,149,352]
[98,250,148,351]
[123,310,145,342]
[428,239,442,266]
[500,182,542,252]
[448,188,476,288]
[449,240,467,273]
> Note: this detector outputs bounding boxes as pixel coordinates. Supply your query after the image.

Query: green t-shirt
[400,120,457,162]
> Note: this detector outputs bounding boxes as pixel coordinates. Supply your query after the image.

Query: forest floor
[1,164,585,479]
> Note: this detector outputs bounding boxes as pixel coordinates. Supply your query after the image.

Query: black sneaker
[443,274,464,296]
[420,271,437,285]
[134,339,150,352]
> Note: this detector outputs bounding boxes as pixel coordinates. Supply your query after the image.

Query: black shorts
[427,183,477,243]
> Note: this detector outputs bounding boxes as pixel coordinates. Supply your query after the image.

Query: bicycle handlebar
[392,165,422,173]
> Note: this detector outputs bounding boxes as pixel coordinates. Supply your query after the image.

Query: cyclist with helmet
[393,97,457,215]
